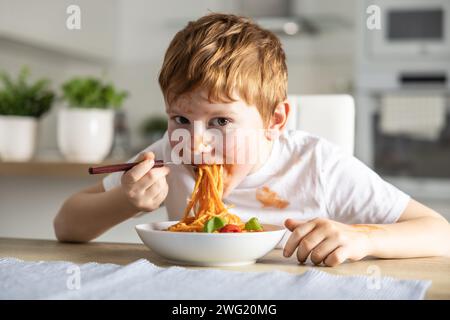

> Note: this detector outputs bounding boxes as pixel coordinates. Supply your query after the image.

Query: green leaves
[0,68,128,116]
[61,77,128,110]
[203,217,263,233]
[244,217,263,231]
[203,217,226,233]
[0,66,55,118]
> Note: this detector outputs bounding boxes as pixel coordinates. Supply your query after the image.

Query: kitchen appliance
[355,0,450,199]
[368,0,450,58]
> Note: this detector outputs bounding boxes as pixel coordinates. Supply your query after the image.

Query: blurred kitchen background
[1,0,449,242]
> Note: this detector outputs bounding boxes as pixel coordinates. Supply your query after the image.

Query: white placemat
[0,257,431,299]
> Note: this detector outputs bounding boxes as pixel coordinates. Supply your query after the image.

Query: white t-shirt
[103,130,410,227]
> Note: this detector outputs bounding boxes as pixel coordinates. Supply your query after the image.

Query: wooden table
[1,237,449,299]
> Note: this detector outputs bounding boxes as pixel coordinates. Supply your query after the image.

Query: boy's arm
[283,199,450,267]
[53,182,139,243]
[54,152,170,243]
[366,199,450,259]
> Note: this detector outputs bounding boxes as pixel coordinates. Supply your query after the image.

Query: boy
[54,13,450,267]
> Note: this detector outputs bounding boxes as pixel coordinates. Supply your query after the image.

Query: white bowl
[135,221,287,267]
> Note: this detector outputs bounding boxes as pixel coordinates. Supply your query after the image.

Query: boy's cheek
[224,132,268,165]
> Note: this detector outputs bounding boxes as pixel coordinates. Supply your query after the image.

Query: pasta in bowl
[135,221,286,266]
[135,164,286,266]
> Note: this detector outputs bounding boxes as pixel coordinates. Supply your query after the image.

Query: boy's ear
[265,100,290,140]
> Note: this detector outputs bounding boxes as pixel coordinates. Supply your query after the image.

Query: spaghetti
[168,164,245,232]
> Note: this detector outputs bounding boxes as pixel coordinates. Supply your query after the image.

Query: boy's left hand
[283,218,374,267]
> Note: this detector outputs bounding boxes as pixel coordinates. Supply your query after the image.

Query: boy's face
[165,89,283,196]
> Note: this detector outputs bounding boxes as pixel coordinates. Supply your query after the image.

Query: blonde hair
[158,13,287,124]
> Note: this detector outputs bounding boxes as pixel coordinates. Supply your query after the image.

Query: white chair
[286,95,355,155]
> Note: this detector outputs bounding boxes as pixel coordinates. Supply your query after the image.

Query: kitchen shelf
[0,158,127,177]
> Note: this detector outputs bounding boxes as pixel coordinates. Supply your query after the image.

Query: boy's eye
[210,117,230,127]
[173,116,190,125]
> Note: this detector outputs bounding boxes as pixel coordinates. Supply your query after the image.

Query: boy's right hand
[121,152,170,212]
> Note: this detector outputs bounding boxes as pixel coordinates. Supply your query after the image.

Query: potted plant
[0,67,55,161]
[58,77,128,163]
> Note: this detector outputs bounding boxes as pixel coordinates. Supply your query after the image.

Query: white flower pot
[0,115,37,162]
[58,108,114,163]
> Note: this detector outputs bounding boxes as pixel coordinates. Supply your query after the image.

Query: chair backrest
[286,94,355,155]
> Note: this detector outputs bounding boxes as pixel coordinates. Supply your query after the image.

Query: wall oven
[356,0,450,200]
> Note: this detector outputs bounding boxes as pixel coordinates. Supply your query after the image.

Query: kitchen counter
[1,237,449,299]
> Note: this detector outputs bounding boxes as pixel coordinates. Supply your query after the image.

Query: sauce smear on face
[350,224,383,232]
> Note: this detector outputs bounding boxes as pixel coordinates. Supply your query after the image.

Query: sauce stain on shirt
[256,186,289,209]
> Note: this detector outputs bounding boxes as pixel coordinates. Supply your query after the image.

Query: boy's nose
[192,135,212,154]
[192,121,213,154]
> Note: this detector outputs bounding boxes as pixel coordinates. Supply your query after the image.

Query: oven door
[367,0,450,58]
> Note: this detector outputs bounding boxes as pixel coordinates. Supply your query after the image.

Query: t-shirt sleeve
[102,133,167,192]
[318,140,410,225]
